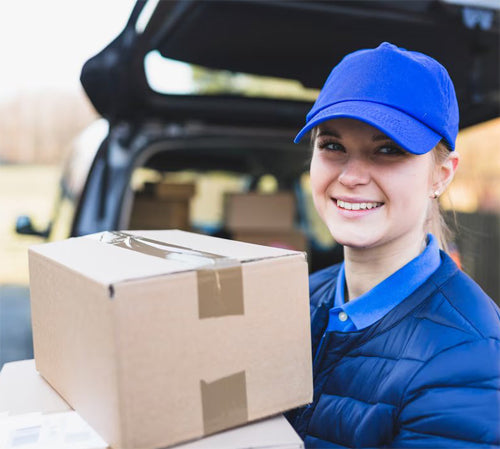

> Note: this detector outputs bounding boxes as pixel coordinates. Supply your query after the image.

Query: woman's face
[310,118,436,251]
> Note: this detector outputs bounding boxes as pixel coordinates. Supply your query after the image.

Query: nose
[338,156,370,187]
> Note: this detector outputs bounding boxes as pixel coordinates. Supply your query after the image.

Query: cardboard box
[233,230,307,252]
[28,230,312,449]
[0,360,304,449]
[224,193,295,231]
[129,182,196,231]
[224,192,308,253]
[129,196,190,230]
[149,182,196,200]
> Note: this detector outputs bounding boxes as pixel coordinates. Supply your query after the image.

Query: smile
[336,199,383,210]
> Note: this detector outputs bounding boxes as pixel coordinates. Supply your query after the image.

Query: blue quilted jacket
[288,251,500,448]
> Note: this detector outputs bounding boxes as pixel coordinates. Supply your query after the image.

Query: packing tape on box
[99,231,245,318]
[99,232,249,435]
[200,370,248,435]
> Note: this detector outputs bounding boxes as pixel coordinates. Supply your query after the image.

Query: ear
[433,151,459,195]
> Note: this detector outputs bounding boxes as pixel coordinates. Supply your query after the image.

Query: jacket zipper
[313,331,329,377]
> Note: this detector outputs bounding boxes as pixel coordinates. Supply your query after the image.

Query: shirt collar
[332,233,441,331]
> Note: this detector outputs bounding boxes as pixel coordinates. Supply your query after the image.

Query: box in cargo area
[129,182,196,231]
[224,192,308,253]
[224,192,296,231]
[28,230,312,449]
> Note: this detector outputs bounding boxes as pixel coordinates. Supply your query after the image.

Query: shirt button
[338,311,348,322]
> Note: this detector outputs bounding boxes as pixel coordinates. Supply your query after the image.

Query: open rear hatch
[81,0,499,129]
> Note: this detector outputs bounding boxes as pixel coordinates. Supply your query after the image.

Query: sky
[0,0,497,102]
[0,0,137,101]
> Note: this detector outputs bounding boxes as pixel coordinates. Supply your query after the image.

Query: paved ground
[0,285,33,370]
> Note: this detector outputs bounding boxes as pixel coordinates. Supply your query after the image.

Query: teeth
[336,200,382,210]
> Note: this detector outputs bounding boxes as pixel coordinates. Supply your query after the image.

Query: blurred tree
[191,65,318,100]
[0,89,97,164]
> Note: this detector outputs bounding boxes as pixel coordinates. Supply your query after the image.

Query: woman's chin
[331,231,380,250]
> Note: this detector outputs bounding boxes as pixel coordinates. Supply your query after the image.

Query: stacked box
[0,360,305,449]
[129,182,196,231]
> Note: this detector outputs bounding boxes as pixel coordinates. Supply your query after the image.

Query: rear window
[144,51,319,101]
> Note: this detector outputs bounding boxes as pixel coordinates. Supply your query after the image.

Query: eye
[377,144,405,155]
[317,140,345,153]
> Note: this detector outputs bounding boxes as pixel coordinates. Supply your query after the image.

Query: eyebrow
[316,128,392,142]
[372,134,392,142]
[316,129,340,139]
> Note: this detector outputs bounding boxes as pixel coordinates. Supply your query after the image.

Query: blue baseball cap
[294,42,459,154]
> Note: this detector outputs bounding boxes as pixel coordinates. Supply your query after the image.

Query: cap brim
[294,101,442,155]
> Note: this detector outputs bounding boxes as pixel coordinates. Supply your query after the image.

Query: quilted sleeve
[390,338,500,448]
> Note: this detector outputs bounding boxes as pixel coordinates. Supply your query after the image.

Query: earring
[433,190,440,199]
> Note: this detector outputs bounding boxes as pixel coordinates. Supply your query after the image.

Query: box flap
[29,230,300,286]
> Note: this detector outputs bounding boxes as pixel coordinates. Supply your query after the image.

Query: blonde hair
[427,141,454,252]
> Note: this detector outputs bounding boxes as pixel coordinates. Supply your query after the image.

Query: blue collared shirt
[326,234,441,332]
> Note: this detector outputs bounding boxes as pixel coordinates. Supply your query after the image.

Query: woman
[288,42,500,448]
